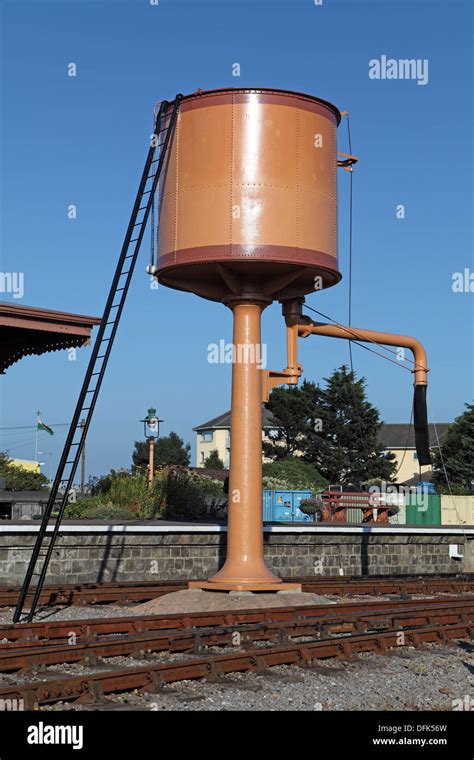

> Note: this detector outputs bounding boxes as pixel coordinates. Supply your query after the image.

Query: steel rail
[2,595,473,643]
[2,575,473,609]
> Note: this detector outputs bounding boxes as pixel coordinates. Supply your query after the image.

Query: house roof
[0,491,51,502]
[189,466,229,482]
[379,423,450,449]
[193,407,274,431]
[194,406,451,449]
[401,471,434,487]
[0,302,101,373]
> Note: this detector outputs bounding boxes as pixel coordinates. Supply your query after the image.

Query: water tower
[14,87,430,623]
[153,87,430,592]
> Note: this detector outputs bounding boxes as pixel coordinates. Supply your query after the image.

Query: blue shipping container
[263,490,313,523]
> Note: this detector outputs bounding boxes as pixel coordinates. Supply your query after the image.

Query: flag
[37,419,54,436]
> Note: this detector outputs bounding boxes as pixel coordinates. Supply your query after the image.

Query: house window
[413,452,418,460]
[201,430,213,442]
[200,451,205,464]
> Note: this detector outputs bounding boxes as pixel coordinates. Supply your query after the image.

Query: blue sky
[1,0,472,478]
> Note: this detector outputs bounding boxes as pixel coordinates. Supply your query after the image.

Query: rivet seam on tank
[158,247,337,262]
[296,106,299,255]
[173,107,179,264]
[160,186,335,197]
[161,183,336,194]
[229,93,234,256]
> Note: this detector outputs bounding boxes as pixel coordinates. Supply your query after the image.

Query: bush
[105,472,161,517]
[64,496,103,518]
[430,482,470,496]
[262,457,327,491]
[79,505,137,520]
[63,467,227,521]
[63,475,163,520]
[158,467,227,521]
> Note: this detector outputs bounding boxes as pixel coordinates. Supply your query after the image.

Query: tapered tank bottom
[189,299,301,592]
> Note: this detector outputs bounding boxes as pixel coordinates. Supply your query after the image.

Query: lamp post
[141,408,162,487]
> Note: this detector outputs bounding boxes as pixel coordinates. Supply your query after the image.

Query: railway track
[0,599,472,672]
[0,580,185,608]
[1,574,473,609]
[0,597,472,707]
[0,595,472,643]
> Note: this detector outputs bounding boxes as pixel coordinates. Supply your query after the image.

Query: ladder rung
[129,238,139,243]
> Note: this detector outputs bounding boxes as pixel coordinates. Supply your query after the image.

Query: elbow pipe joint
[280,297,431,465]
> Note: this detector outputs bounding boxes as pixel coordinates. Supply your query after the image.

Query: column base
[188,580,302,592]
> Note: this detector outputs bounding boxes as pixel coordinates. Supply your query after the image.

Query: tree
[263,380,322,459]
[264,366,396,485]
[204,449,225,470]
[0,452,49,491]
[305,365,396,484]
[132,431,191,471]
[156,432,191,466]
[432,404,474,492]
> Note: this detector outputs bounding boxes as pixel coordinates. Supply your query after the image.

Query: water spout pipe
[281,298,431,465]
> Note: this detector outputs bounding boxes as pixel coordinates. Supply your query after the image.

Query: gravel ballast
[35,643,474,712]
[0,597,472,713]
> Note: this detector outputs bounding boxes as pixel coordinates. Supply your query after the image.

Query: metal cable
[394,402,414,477]
[346,113,354,374]
[430,409,467,533]
[304,305,413,373]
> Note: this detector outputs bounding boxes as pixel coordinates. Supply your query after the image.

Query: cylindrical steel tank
[156,88,342,302]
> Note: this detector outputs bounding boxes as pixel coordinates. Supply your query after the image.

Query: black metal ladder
[13,95,182,623]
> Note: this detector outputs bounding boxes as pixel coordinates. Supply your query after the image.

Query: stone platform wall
[0,522,472,586]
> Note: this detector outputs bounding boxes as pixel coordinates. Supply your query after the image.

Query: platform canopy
[0,302,101,374]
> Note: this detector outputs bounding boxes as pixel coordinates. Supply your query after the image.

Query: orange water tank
[156,88,342,302]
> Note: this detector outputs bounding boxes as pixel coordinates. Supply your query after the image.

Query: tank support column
[189,298,301,592]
